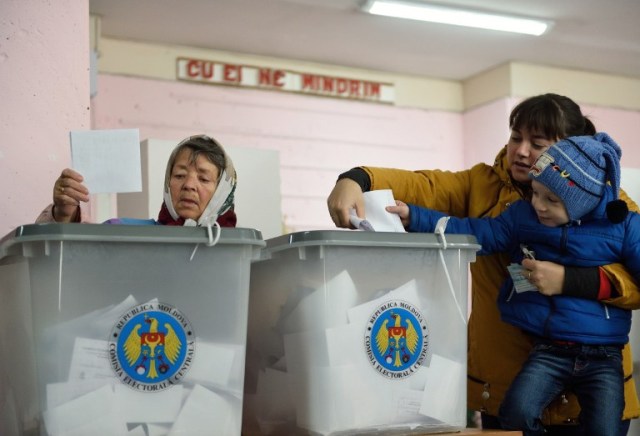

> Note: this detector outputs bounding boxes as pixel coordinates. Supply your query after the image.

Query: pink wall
[583,105,640,168]
[464,97,640,169]
[92,75,640,231]
[462,98,513,168]
[92,74,465,231]
[0,0,90,236]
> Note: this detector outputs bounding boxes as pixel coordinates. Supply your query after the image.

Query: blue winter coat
[408,196,640,345]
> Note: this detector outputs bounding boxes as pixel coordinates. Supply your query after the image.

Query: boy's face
[530,180,570,227]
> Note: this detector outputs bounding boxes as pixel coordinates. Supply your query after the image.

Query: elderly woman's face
[169,148,219,221]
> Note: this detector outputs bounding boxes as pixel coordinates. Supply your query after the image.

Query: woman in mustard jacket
[326,93,640,434]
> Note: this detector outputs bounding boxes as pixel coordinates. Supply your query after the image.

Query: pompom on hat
[529,132,628,223]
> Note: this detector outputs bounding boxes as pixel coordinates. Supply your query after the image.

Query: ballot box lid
[264,229,479,253]
[0,223,265,259]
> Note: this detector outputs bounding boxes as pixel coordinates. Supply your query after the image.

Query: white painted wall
[92,74,466,232]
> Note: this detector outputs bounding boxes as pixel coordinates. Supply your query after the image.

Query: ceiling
[89,0,640,81]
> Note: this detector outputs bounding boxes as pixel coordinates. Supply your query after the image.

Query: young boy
[389,132,640,435]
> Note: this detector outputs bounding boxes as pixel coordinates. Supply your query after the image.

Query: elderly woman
[36,134,237,227]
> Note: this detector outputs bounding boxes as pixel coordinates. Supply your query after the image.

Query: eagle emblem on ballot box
[110,303,194,390]
[365,303,428,378]
[124,314,182,379]
[376,312,419,367]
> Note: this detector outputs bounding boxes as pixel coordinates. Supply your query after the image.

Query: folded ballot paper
[349,189,405,232]
[252,274,466,434]
[41,295,244,435]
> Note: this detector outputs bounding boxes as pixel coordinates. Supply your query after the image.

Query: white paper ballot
[283,323,364,371]
[61,413,127,436]
[169,385,241,435]
[68,337,113,381]
[347,279,420,326]
[70,128,142,194]
[391,388,424,422]
[47,379,116,410]
[291,365,393,433]
[115,384,183,423]
[43,384,126,435]
[183,341,240,390]
[419,354,464,424]
[147,423,171,436]
[350,189,405,232]
[507,263,538,293]
[278,270,357,333]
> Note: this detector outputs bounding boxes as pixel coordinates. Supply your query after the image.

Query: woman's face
[169,148,220,221]
[506,128,557,184]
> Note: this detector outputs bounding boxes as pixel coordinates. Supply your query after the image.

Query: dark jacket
[408,194,640,345]
[363,149,640,420]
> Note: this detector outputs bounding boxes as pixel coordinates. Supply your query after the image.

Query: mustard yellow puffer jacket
[363,146,640,424]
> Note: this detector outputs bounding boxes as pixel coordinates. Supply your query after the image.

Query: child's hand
[386,200,410,227]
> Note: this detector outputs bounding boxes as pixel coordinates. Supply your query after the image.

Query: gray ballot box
[0,223,264,436]
[243,230,480,435]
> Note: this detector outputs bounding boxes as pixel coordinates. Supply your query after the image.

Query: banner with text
[176,57,395,104]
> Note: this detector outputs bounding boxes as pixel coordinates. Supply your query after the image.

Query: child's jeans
[498,340,624,436]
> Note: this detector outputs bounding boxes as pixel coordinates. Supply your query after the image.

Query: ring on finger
[528,271,532,280]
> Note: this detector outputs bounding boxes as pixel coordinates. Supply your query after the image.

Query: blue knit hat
[529,132,623,222]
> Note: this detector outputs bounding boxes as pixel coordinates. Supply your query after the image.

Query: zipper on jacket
[506,284,516,302]
[603,304,611,319]
[560,225,569,253]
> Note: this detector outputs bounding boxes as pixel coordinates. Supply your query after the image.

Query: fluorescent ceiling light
[362,0,551,36]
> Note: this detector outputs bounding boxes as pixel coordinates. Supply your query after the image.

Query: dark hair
[166,135,226,184]
[509,93,596,140]
[181,136,226,172]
